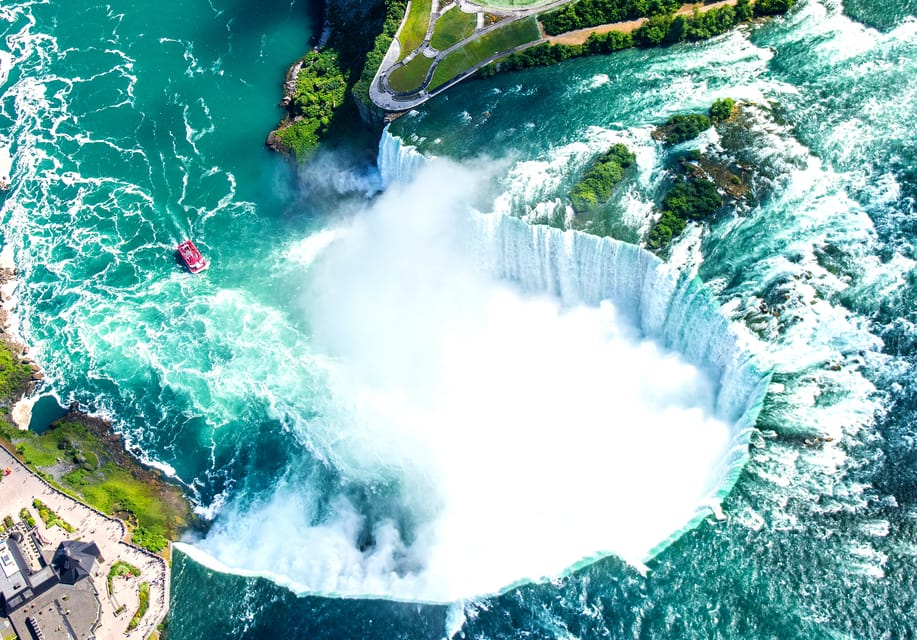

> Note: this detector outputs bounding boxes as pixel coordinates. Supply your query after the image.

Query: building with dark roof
[51,541,103,586]
[0,533,58,615]
[0,533,102,640]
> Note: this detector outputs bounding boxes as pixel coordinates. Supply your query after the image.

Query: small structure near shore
[0,444,171,640]
[1,529,103,639]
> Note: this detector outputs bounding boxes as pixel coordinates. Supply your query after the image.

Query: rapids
[1,0,916,637]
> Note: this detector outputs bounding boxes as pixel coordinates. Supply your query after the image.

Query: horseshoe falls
[1,0,916,638]
[177,154,768,602]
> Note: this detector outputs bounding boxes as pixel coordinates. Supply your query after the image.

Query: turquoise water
[2,0,917,637]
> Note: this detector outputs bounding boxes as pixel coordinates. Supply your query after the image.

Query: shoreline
[0,248,46,429]
[0,243,190,638]
[0,442,170,640]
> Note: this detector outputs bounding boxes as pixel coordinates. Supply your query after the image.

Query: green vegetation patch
[107,560,141,595]
[32,498,75,533]
[0,343,32,402]
[662,177,723,221]
[430,7,477,51]
[19,507,35,529]
[643,99,751,251]
[654,113,712,145]
[483,0,788,81]
[398,0,433,59]
[647,177,723,250]
[710,97,736,122]
[755,0,795,16]
[542,0,680,36]
[353,0,409,105]
[387,54,435,92]
[429,17,541,90]
[127,581,150,632]
[569,144,636,213]
[634,0,756,47]
[0,417,191,554]
[482,29,632,77]
[274,50,348,159]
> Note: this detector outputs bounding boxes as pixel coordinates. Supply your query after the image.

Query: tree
[736,0,753,21]
[755,0,795,16]
[710,97,736,122]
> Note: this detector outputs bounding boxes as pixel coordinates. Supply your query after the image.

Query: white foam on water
[490,125,662,234]
[189,155,767,602]
[0,50,13,87]
[284,228,339,267]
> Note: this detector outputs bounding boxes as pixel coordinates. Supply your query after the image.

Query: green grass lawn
[0,417,190,553]
[127,581,150,631]
[429,17,541,90]
[397,0,433,60]
[0,344,32,403]
[388,54,436,92]
[430,7,478,51]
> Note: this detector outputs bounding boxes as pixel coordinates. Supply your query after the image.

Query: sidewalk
[0,443,170,640]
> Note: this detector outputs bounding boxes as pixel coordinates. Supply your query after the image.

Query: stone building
[0,530,103,640]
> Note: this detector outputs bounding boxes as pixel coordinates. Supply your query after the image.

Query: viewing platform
[0,444,169,640]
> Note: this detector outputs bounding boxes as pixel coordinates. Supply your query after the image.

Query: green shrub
[755,0,795,17]
[127,582,150,631]
[569,144,636,213]
[131,526,168,553]
[19,508,35,529]
[662,113,712,144]
[710,97,736,122]
[276,50,348,159]
[684,5,737,41]
[646,178,723,250]
[634,14,675,47]
[647,209,687,250]
[736,0,754,21]
[542,0,680,36]
[32,499,76,533]
[478,0,774,82]
[108,560,141,595]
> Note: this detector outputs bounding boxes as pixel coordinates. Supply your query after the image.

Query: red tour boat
[177,240,209,273]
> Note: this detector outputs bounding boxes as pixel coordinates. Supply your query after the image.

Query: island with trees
[270,0,796,159]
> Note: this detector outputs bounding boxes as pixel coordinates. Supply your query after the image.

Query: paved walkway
[369,0,745,111]
[0,444,169,640]
[369,0,559,111]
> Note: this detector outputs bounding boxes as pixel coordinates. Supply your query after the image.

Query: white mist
[183,158,756,602]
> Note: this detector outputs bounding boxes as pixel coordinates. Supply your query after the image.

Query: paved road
[369,0,745,112]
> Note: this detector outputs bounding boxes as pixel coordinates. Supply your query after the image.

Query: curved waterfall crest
[378,127,771,533]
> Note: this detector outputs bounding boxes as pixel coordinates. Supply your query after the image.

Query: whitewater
[177,152,769,601]
[1,0,917,637]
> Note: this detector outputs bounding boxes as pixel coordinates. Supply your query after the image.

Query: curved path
[370,0,744,111]
[549,0,742,45]
[370,0,559,111]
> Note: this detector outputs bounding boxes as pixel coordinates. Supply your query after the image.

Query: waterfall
[472,212,770,519]
[379,126,771,519]
[377,125,428,189]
